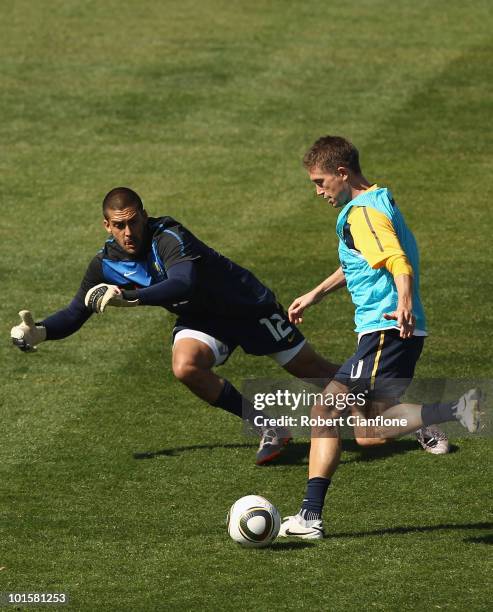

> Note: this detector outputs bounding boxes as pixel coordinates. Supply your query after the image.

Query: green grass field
[1,1,492,610]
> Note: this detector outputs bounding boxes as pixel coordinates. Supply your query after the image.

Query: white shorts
[173,327,305,367]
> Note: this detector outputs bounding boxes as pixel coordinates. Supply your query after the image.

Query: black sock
[421,401,457,427]
[212,379,257,425]
[299,477,331,521]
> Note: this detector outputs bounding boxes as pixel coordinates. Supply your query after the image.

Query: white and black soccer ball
[227,494,280,548]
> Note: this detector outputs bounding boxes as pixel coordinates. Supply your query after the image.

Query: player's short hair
[303,136,361,174]
[102,187,144,218]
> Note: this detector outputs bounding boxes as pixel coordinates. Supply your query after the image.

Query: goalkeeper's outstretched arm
[10,299,91,351]
[10,257,103,351]
[84,260,197,314]
[41,297,92,339]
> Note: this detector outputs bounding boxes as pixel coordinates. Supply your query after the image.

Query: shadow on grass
[342,439,459,461]
[326,522,493,541]
[271,439,459,467]
[463,533,493,545]
[134,438,459,462]
[133,443,255,459]
[268,541,315,551]
[264,441,310,466]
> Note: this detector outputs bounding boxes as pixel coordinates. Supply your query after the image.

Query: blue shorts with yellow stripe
[334,328,424,400]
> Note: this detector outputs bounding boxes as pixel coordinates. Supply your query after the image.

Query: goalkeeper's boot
[256,427,292,466]
[278,514,324,539]
[455,388,482,433]
[415,426,449,455]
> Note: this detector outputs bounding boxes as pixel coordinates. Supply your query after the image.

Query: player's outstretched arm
[288,267,346,324]
[11,256,110,350]
[10,310,47,352]
[11,296,95,351]
[85,261,197,314]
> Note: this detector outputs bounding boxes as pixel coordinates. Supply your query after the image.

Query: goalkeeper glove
[11,310,47,352]
[84,284,139,314]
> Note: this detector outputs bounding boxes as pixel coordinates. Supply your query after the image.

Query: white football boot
[278,514,324,539]
[415,426,450,454]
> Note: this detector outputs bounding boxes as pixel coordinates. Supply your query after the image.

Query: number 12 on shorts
[259,314,293,341]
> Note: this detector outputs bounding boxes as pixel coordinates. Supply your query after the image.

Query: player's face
[104,206,148,255]
[308,167,352,208]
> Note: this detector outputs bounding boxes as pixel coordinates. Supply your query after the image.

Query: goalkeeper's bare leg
[171,338,339,465]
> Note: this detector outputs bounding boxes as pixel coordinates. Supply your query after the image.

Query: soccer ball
[227,494,280,548]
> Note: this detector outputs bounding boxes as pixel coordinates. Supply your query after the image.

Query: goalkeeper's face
[103,206,148,255]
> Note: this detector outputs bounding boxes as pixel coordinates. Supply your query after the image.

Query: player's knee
[172,359,198,384]
[285,344,338,381]
[311,403,330,418]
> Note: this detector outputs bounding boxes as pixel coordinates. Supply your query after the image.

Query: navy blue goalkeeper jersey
[74,216,276,317]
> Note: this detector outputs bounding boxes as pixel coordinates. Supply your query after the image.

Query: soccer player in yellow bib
[279,136,481,539]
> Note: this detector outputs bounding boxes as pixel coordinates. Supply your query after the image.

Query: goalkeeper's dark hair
[102,187,144,218]
[303,136,361,174]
